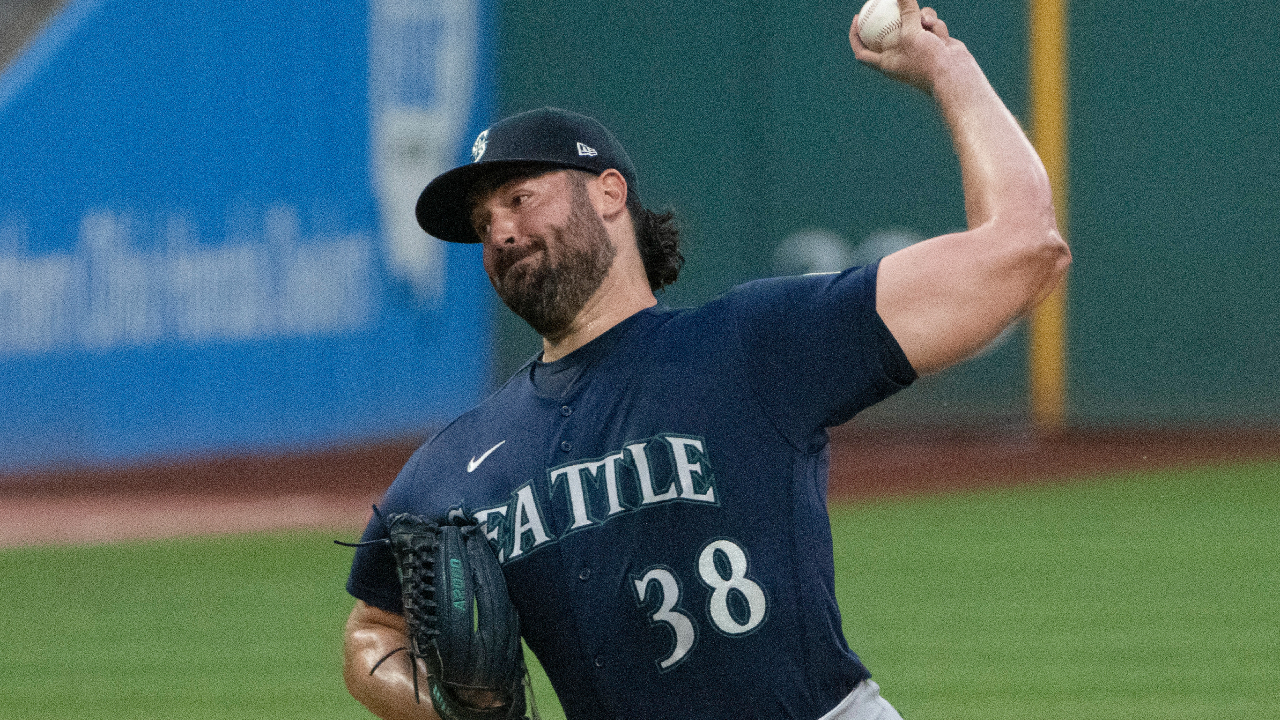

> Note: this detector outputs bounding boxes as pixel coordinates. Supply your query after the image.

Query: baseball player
[342,1,1070,718]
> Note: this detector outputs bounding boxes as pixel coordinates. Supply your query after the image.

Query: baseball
[857,0,902,52]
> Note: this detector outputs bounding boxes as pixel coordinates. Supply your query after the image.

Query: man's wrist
[927,45,990,110]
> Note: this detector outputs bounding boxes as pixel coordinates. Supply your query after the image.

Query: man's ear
[593,169,630,221]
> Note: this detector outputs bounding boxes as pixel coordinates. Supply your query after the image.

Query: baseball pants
[818,680,905,720]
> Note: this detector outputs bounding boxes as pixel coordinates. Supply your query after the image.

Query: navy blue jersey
[347,262,916,720]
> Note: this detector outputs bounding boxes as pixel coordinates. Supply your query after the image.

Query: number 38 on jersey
[632,538,768,670]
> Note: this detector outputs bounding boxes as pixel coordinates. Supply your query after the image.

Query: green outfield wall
[491,0,1280,427]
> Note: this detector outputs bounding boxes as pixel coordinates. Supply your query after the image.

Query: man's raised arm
[854,0,1071,375]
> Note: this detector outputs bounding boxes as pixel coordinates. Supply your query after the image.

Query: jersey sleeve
[732,261,917,448]
[344,517,402,613]
[344,448,429,613]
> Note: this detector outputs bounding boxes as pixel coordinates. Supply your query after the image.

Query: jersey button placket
[554,404,573,455]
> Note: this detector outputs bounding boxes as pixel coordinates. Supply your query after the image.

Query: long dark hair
[628,196,683,291]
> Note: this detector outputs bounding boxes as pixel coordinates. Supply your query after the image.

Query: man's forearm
[344,601,441,720]
[931,45,1054,232]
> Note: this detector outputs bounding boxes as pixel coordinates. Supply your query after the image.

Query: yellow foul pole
[1027,0,1069,433]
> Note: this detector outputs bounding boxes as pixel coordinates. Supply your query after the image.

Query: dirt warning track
[3,427,1278,548]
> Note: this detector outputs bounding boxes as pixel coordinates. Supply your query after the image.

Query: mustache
[490,241,547,285]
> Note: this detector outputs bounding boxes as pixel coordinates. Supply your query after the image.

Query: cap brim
[415,160,586,244]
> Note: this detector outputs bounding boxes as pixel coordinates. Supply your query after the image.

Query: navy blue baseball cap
[415,107,641,244]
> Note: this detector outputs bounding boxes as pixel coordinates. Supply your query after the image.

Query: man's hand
[850,0,961,95]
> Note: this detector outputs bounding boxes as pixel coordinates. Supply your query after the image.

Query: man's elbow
[986,197,1071,312]
[1018,222,1071,311]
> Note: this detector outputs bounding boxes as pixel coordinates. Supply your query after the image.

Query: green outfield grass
[837,460,1280,719]
[1,460,1276,720]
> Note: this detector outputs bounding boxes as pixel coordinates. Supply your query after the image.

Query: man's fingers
[849,14,878,59]
[896,0,922,22]
[921,7,950,40]
[849,17,887,64]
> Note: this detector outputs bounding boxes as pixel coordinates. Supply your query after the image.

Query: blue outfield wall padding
[0,0,497,471]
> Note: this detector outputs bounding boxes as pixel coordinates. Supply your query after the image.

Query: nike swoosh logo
[467,441,506,473]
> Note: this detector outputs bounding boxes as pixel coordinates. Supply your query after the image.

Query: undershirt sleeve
[733,261,917,449]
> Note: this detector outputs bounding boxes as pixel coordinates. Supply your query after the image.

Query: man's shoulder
[664,264,880,331]
[727,264,880,304]
[597,269,881,355]
[438,371,539,439]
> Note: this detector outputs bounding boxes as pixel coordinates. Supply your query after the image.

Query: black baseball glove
[343,508,529,720]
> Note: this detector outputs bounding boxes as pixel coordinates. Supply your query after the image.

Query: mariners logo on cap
[471,129,489,162]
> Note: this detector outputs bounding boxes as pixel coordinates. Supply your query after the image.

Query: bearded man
[342,3,1070,718]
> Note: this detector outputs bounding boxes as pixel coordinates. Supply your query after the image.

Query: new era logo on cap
[576,142,598,157]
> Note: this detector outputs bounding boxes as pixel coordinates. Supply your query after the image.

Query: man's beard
[490,185,617,341]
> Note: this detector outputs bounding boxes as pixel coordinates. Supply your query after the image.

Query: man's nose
[485,210,522,247]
